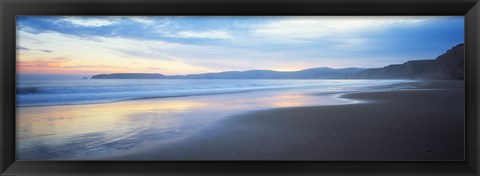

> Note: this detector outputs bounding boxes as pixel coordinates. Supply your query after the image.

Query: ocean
[16,78,413,107]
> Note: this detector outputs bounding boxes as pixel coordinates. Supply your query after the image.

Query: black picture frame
[1,0,479,175]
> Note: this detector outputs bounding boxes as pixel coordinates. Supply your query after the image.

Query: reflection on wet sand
[18,100,206,139]
[17,89,347,160]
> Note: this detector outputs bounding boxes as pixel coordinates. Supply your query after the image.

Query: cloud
[16,46,53,53]
[128,16,155,25]
[16,46,30,51]
[170,30,233,40]
[39,49,53,53]
[248,16,436,41]
[56,16,120,27]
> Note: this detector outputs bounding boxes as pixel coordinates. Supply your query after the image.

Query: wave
[16,79,413,107]
[17,87,42,95]
[17,91,259,107]
[16,85,301,107]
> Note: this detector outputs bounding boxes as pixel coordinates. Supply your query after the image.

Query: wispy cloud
[16,46,53,53]
[128,16,155,25]
[172,30,233,40]
[16,46,30,51]
[55,16,120,27]
[39,49,53,53]
[248,16,436,41]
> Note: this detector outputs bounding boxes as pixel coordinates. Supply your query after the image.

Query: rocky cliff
[346,44,464,80]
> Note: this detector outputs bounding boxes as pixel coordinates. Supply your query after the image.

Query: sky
[16,16,464,76]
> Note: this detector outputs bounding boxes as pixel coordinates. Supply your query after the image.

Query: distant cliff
[91,67,364,79]
[345,60,435,79]
[171,67,364,79]
[346,44,464,80]
[91,44,464,80]
[91,73,165,79]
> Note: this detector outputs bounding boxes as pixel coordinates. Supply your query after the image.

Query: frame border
[1,0,479,175]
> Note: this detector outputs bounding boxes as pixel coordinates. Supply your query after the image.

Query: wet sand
[16,86,348,160]
[107,81,465,160]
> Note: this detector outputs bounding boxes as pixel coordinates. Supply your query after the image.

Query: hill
[92,67,365,79]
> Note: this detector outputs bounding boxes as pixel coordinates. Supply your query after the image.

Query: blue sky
[16,16,464,75]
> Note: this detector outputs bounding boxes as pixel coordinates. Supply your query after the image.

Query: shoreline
[97,80,465,161]
[17,79,416,108]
